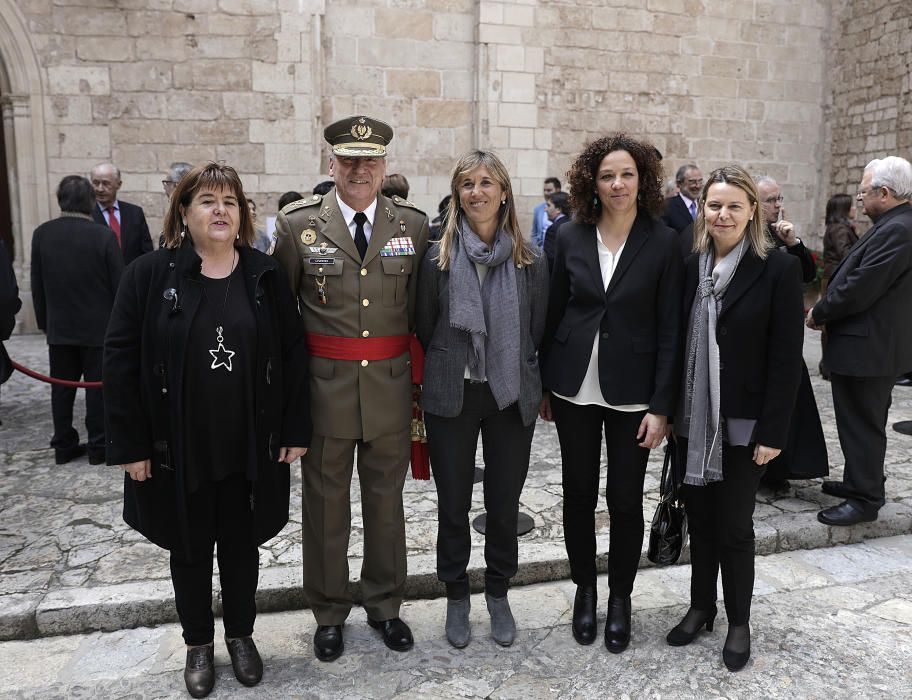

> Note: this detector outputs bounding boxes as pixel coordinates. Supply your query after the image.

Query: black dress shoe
[604,593,631,654]
[313,624,344,662]
[821,480,850,499]
[54,444,86,465]
[87,450,106,465]
[367,617,414,652]
[818,501,877,526]
[572,585,597,645]
[226,636,263,687]
[722,624,751,671]
[895,377,912,387]
[184,644,215,698]
[666,605,717,646]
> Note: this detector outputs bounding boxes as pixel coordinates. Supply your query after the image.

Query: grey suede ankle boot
[485,592,516,646]
[445,597,471,648]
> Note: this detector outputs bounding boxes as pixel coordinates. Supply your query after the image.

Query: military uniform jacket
[274,190,429,442]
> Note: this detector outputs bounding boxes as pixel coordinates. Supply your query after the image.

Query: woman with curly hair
[539,134,683,652]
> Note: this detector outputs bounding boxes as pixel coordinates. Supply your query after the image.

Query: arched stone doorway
[0,0,50,331]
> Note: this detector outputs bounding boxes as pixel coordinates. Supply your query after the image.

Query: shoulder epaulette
[391,194,425,215]
[281,194,322,215]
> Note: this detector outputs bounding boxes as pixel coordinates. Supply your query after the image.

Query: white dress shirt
[336,193,377,244]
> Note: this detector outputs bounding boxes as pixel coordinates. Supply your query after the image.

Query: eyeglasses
[856,187,879,197]
[762,195,784,205]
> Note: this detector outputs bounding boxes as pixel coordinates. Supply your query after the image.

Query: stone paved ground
[1,329,911,640]
[1,536,911,699]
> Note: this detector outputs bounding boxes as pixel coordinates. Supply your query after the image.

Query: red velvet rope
[10,360,103,388]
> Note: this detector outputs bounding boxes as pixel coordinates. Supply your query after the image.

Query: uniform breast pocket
[381,256,413,306]
[303,257,344,308]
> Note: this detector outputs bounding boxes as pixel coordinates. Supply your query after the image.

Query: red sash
[304,332,429,479]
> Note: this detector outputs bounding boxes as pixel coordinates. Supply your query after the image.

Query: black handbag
[647,442,688,566]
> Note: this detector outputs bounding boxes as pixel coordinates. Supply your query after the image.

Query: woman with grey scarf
[415,150,549,649]
[668,165,803,671]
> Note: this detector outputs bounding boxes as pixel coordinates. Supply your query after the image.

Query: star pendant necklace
[206,248,237,373]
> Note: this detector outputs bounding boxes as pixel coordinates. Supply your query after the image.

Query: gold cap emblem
[350,118,373,141]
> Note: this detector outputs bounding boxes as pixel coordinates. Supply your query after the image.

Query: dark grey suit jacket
[813,202,912,377]
[415,243,550,426]
[93,200,153,266]
[30,215,124,346]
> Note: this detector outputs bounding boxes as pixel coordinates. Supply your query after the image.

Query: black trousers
[425,381,535,600]
[169,473,259,646]
[48,344,104,453]
[551,397,649,596]
[679,439,764,626]
[830,372,893,515]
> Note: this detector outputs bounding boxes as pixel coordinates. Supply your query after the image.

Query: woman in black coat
[667,165,803,671]
[104,163,311,698]
[539,134,683,652]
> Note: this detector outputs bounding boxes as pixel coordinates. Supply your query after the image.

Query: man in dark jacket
[90,162,153,266]
[756,176,817,283]
[0,239,20,410]
[808,156,912,525]
[31,176,123,464]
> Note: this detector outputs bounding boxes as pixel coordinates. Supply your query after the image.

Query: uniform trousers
[830,373,893,516]
[679,439,764,626]
[551,397,649,595]
[301,429,410,625]
[169,473,258,646]
[48,344,104,454]
[425,381,535,600]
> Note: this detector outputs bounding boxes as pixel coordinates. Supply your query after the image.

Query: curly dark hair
[567,133,664,225]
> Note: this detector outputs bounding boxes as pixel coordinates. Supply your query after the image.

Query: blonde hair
[692,165,772,259]
[435,150,535,270]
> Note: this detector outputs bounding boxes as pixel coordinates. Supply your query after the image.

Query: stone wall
[824,0,912,209]
[7,0,839,254]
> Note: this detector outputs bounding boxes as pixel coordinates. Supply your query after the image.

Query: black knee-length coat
[103,243,312,554]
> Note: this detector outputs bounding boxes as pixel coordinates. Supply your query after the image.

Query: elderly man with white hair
[807,156,912,526]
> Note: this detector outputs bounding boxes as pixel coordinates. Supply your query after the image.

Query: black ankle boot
[666,606,717,646]
[722,623,751,671]
[571,585,597,645]
[604,593,631,653]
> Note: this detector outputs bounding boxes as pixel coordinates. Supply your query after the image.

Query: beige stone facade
[0,1,906,330]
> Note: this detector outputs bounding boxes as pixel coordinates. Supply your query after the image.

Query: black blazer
[93,200,153,266]
[541,213,684,416]
[542,214,569,270]
[662,195,694,234]
[0,240,20,384]
[812,202,912,377]
[682,248,804,448]
[30,215,124,346]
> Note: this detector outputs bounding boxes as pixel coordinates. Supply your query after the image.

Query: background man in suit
[542,190,571,270]
[662,164,703,234]
[161,161,193,200]
[90,162,153,265]
[31,176,123,465]
[531,177,561,248]
[273,115,429,662]
[756,176,816,283]
[808,156,912,526]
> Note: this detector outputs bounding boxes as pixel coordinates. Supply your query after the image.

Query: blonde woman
[668,165,803,671]
[415,150,549,648]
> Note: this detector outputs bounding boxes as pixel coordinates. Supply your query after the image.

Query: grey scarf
[448,218,521,410]
[683,235,749,486]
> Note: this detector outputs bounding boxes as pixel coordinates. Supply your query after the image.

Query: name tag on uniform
[308,257,336,265]
[380,237,415,256]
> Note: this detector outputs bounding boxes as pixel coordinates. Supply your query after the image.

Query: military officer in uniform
[273,116,429,661]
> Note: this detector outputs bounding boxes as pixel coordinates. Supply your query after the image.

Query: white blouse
[553,228,649,412]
